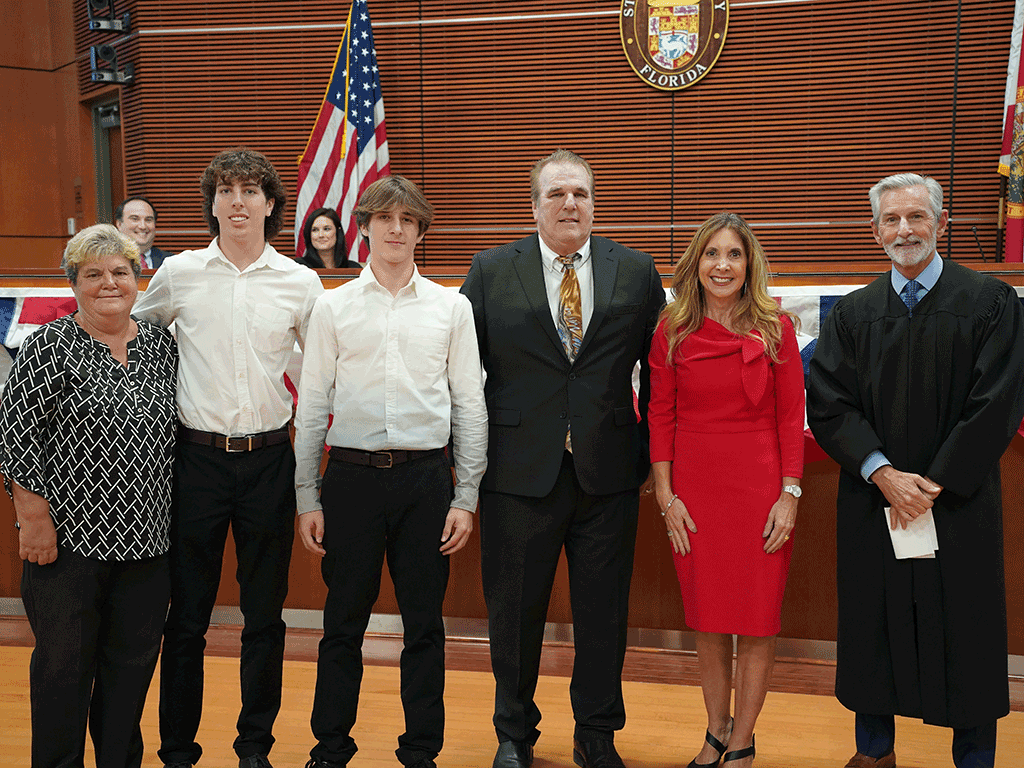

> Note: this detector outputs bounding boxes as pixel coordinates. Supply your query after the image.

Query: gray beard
[885,237,935,268]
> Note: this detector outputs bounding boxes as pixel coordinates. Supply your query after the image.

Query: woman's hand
[656,484,698,555]
[763,480,799,553]
[19,516,58,564]
[12,483,57,565]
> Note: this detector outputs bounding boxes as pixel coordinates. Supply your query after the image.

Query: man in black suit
[115,196,173,269]
[461,149,664,768]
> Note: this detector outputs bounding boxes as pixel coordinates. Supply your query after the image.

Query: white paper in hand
[884,507,939,559]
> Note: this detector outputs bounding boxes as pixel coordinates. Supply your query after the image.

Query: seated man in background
[115,195,173,268]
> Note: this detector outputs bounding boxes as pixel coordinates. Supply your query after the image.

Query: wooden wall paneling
[0,0,83,269]
[0,240,71,271]
[0,70,75,268]
[780,458,840,641]
[398,0,1010,270]
[0,0,74,70]
[0,492,19,598]
[59,0,1015,269]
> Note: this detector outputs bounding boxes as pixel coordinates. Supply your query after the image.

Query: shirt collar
[891,251,943,294]
[538,234,592,274]
[203,238,284,271]
[355,262,422,296]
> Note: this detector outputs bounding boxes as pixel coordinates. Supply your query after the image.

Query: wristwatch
[783,484,802,498]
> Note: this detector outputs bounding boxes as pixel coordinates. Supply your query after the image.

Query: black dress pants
[480,450,640,745]
[22,548,169,768]
[309,451,453,767]
[158,441,295,765]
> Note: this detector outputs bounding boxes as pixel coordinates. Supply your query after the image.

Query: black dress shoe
[572,737,626,768]
[493,740,534,768]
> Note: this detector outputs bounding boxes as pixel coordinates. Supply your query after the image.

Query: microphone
[971,226,987,262]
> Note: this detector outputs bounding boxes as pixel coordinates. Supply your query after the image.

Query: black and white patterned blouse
[0,314,178,560]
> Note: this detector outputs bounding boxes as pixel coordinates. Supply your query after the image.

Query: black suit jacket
[147,247,173,270]
[461,234,664,498]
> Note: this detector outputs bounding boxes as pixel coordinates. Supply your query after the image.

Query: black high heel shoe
[722,734,754,764]
[686,718,732,768]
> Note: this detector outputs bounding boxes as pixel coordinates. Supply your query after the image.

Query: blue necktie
[902,279,921,316]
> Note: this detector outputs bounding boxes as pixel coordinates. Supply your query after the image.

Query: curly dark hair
[200,148,287,240]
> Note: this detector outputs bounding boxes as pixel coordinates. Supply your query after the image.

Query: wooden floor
[2,619,1023,767]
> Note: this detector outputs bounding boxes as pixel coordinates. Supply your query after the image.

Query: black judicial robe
[807,259,1024,728]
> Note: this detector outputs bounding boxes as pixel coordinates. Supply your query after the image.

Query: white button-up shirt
[538,234,594,336]
[133,238,324,435]
[293,265,488,514]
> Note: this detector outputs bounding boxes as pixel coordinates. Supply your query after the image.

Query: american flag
[0,289,77,389]
[295,0,390,264]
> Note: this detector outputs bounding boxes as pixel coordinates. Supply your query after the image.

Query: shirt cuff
[861,450,891,484]
[295,484,321,515]
[450,487,479,514]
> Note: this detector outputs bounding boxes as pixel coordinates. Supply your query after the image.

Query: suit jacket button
[560,412,566,419]
[569,373,577,380]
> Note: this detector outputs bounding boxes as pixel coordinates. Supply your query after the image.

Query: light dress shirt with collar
[133,238,324,436]
[293,265,488,515]
[860,252,944,482]
[538,234,595,336]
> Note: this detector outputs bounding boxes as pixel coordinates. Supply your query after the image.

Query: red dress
[648,316,804,636]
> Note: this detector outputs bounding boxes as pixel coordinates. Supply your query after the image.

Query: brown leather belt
[180,426,290,453]
[329,446,445,469]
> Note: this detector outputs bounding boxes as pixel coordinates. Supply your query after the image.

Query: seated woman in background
[648,212,804,768]
[0,223,178,768]
[297,207,361,268]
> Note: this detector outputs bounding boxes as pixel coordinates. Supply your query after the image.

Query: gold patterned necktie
[556,253,583,362]
[556,253,582,452]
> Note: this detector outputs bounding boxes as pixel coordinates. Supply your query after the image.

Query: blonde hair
[660,212,795,365]
[62,223,141,284]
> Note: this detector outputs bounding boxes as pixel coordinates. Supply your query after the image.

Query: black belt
[329,446,445,469]
[180,426,290,453]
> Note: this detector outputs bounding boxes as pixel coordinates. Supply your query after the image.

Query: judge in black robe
[807,173,1024,768]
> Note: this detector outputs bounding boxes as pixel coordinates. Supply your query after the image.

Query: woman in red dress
[648,213,804,768]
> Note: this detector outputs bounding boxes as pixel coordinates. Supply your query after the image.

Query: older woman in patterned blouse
[0,224,177,768]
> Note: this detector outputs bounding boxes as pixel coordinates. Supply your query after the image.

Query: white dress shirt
[538,234,594,336]
[293,265,488,515]
[133,238,325,435]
